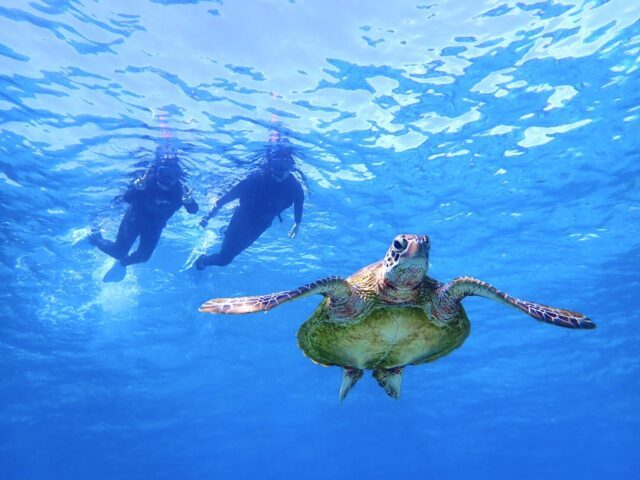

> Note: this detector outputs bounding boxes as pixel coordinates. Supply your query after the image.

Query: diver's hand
[199,203,219,228]
[288,223,299,238]
[182,185,194,204]
[133,175,147,191]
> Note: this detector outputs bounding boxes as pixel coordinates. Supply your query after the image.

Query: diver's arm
[199,202,219,227]
[123,184,142,203]
[200,177,250,227]
[216,177,250,208]
[123,169,152,203]
[289,180,304,238]
[181,184,199,214]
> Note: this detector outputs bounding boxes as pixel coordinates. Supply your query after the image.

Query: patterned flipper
[372,367,404,399]
[440,276,595,329]
[200,276,351,315]
[339,367,364,401]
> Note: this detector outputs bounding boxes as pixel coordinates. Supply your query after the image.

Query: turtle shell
[296,300,470,370]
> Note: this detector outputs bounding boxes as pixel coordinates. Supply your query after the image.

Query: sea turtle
[199,234,594,400]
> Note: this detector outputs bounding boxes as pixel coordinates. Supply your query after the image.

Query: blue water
[1,0,639,478]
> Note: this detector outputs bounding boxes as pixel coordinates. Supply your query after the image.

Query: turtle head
[382,234,430,290]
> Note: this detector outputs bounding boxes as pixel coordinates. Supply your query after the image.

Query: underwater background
[1,0,639,478]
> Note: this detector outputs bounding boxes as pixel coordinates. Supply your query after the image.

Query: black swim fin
[103,261,127,283]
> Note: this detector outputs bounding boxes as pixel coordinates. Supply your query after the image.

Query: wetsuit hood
[156,161,182,188]
[267,149,295,182]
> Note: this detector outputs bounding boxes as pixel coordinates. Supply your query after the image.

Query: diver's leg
[121,223,163,266]
[215,218,265,265]
[90,210,139,260]
[196,212,267,269]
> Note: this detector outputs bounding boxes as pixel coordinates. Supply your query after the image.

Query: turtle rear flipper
[339,367,364,401]
[200,276,353,315]
[373,367,404,399]
[440,277,595,329]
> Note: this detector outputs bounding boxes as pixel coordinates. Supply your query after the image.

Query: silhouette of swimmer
[196,139,304,270]
[89,148,199,269]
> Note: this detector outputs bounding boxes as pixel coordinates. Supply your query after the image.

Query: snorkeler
[89,147,199,276]
[195,138,304,270]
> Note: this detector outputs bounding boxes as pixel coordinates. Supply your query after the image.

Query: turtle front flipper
[200,276,353,315]
[438,276,595,329]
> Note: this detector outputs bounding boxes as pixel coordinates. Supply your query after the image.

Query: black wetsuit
[93,172,199,266]
[201,170,304,266]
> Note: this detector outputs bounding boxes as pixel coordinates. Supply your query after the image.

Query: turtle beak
[404,235,429,259]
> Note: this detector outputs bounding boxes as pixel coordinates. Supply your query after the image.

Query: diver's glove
[182,185,194,204]
[288,222,300,238]
[199,202,220,228]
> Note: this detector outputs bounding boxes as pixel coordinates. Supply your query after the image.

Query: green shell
[296,300,470,370]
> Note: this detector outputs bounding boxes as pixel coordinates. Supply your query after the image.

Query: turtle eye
[392,237,408,252]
